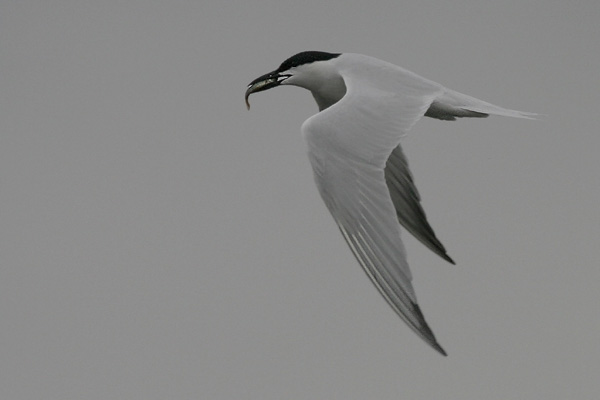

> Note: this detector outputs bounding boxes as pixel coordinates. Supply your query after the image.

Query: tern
[245,51,534,356]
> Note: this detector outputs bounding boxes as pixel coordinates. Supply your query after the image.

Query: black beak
[245,71,290,110]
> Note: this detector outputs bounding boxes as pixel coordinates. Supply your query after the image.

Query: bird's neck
[310,74,346,111]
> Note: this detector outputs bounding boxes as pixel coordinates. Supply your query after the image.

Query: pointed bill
[245,72,291,110]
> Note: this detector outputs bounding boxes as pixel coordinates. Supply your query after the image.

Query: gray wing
[385,145,455,264]
[304,147,447,356]
[301,56,448,354]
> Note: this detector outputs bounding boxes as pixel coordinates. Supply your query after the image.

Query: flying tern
[245,51,534,355]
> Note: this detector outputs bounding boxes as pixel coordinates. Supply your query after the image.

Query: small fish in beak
[245,72,290,110]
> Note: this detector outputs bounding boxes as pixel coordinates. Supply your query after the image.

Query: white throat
[286,61,347,111]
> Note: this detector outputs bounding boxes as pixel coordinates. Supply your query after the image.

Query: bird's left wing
[301,54,447,354]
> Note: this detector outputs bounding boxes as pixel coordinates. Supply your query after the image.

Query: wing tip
[441,252,456,265]
[432,342,448,357]
[412,303,448,356]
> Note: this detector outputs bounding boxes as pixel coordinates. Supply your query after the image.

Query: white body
[256,52,534,355]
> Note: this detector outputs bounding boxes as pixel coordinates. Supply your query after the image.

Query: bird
[245,51,534,356]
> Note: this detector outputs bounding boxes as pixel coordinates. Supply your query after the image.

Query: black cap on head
[276,51,341,72]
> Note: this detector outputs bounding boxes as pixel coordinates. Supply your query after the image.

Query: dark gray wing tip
[434,343,448,357]
[424,102,490,120]
[412,303,448,356]
[442,253,456,265]
[384,147,456,265]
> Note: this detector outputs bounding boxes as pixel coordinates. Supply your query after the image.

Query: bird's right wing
[385,145,455,264]
[301,54,448,354]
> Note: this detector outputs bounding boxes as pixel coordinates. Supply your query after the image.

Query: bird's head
[245,51,343,110]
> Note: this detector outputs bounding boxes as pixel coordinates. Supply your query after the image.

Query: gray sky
[1,1,599,399]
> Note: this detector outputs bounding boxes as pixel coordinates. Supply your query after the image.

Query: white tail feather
[427,88,537,120]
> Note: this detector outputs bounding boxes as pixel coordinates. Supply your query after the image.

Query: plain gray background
[1,1,599,399]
